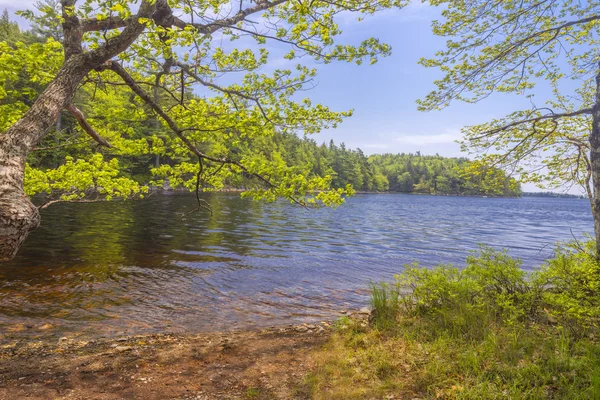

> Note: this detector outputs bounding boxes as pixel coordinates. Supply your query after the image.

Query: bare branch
[81,17,131,32]
[472,108,592,140]
[175,62,271,122]
[184,0,287,35]
[66,104,112,148]
[81,0,286,38]
[39,198,108,210]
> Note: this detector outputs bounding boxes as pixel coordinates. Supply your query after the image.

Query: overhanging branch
[105,60,308,208]
[472,108,592,140]
[66,104,112,148]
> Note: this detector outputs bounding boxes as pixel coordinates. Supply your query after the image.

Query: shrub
[534,240,600,333]
[307,242,600,400]
[394,246,540,338]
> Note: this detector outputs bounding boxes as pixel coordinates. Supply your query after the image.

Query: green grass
[302,242,600,399]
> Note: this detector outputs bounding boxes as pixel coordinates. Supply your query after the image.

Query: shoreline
[0,322,337,400]
[0,310,372,399]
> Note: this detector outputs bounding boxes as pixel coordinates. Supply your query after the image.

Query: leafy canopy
[7,0,408,208]
[419,0,600,196]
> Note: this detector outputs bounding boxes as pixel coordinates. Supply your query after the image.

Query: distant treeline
[522,192,586,199]
[273,133,521,197]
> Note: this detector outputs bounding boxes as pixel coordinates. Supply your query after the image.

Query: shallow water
[0,193,593,340]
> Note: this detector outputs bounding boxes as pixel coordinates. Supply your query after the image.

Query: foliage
[0,38,63,131]
[304,244,600,399]
[2,0,411,209]
[0,9,36,45]
[419,0,600,197]
[368,153,520,196]
[25,154,148,202]
[0,10,520,209]
[523,191,587,199]
[536,240,600,331]
[396,247,539,338]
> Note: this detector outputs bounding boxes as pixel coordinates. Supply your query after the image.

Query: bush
[305,242,600,399]
[393,243,600,335]
[393,247,543,339]
[534,240,600,333]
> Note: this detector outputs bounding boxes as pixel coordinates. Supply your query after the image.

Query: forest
[0,10,519,203]
[271,135,521,196]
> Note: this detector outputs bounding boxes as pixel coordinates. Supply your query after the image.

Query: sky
[0,0,579,193]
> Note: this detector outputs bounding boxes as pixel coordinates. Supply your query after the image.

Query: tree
[397,171,414,192]
[419,0,600,254]
[0,0,408,261]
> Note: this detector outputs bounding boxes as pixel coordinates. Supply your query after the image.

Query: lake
[0,193,593,341]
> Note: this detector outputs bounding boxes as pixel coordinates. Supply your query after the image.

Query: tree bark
[0,0,155,261]
[0,0,279,260]
[590,66,600,257]
[0,55,91,261]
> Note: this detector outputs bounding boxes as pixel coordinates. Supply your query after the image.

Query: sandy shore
[0,323,333,400]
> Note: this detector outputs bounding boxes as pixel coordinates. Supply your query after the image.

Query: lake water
[0,193,593,341]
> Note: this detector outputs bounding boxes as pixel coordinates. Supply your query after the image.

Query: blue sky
[1,0,573,192]
[305,3,550,157]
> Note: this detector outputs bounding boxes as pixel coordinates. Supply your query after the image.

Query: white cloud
[362,143,389,149]
[394,129,463,145]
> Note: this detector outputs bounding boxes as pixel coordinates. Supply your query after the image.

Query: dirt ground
[0,323,332,400]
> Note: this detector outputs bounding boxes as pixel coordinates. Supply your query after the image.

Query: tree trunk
[590,67,600,257]
[0,0,155,261]
[0,54,91,261]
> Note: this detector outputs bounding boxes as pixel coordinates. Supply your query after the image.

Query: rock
[58,337,68,343]
[38,323,54,331]
[114,346,133,353]
[295,326,308,333]
[358,307,371,315]
[305,324,316,330]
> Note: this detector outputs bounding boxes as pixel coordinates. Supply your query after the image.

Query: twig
[66,104,112,148]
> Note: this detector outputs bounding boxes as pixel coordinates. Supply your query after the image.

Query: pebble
[114,346,133,352]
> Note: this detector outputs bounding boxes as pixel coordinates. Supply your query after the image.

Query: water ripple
[0,193,593,340]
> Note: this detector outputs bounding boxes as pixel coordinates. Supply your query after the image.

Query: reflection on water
[0,193,593,341]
